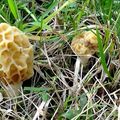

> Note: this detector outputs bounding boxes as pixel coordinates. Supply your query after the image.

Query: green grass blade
[39,0,59,21]
[76,0,90,27]
[24,87,52,92]
[25,0,76,32]
[96,29,112,80]
[23,7,37,22]
[101,0,113,21]
[7,0,19,20]
[43,0,76,25]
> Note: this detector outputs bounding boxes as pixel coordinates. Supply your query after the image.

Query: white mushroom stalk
[0,23,34,97]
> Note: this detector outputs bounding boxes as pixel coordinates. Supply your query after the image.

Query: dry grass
[0,0,120,120]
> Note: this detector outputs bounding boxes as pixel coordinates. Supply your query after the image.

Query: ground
[0,0,120,120]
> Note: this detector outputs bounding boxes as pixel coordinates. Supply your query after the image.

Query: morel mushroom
[71,30,98,91]
[0,23,34,97]
[71,30,98,65]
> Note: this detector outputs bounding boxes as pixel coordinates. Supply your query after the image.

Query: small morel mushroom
[71,30,98,92]
[0,23,34,97]
[71,30,98,65]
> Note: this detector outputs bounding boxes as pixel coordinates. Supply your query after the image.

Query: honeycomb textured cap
[71,30,98,56]
[0,23,34,85]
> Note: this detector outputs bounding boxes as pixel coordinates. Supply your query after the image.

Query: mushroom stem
[80,55,91,66]
[3,82,22,98]
[74,57,80,85]
[72,57,80,92]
